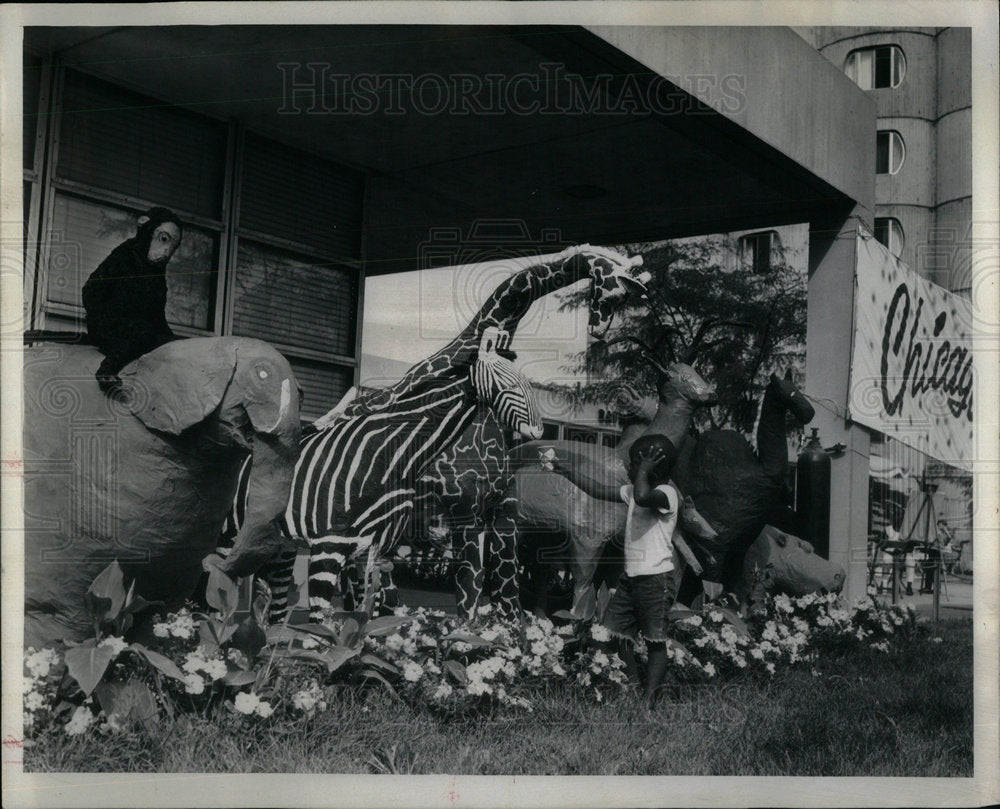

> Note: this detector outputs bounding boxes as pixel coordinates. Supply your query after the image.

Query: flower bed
[22,561,921,741]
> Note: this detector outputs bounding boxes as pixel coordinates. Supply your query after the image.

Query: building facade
[802,27,972,294]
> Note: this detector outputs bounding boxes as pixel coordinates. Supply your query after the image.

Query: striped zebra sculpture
[220,244,647,621]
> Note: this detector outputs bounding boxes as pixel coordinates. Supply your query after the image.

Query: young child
[552,433,681,709]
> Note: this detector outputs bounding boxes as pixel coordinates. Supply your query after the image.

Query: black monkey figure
[82,207,184,393]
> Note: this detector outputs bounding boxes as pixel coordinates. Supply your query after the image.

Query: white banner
[849,228,974,470]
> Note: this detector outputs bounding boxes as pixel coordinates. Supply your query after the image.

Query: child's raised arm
[548,454,623,502]
[632,444,674,511]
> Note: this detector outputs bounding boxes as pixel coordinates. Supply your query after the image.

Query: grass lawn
[25,618,972,776]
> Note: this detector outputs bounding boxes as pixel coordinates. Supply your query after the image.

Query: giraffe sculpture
[410,404,517,619]
[220,244,648,621]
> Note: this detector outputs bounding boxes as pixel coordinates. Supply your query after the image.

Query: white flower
[703,662,716,677]
[64,706,93,736]
[681,615,703,628]
[25,648,59,679]
[931,637,943,644]
[300,636,319,650]
[293,690,317,712]
[184,673,205,695]
[750,647,764,661]
[24,689,45,712]
[384,633,404,652]
[419,633,439,647]
[592,651,610,668]
[255,700,274,718]
[590,624,611,642]
[552,663,568,678]
[183,653,205,674]
[433,682,453,700]
[205,658,228,680]
[403,661,424,682]
[234,692,260,714]
[708,610,724,623]
[153,623,170,638]
[525,625,544,642]
[594,688,603,703]
[530,639,548,657]
[169,612,195,639]
[765,662,776,674]
[468,680,492,696]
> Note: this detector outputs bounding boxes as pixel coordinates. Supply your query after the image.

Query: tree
[550,234,807,434]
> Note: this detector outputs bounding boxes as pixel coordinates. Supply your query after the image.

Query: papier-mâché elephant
[23,337,301,647]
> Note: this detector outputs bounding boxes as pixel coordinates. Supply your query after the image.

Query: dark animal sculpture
[81,207,183,392]
[23,337,302,648]
[220,245,648,621]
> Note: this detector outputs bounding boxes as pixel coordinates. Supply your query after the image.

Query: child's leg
[645,641,669,708]
[615,637,641,688]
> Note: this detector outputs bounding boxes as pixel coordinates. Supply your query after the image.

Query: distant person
[82,207,183,393]
[552,433,681,710]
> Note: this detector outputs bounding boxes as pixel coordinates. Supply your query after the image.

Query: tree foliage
[554,236,807,432]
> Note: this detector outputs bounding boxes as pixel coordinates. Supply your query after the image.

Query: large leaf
[232,617,268,664]
[84,561,126,625]
[360,653,399,676]
[702,580,724,602]
[129,643,186,683]
[716,607,750,637]
[571,586,597,622]
[288,623,340,641]
[96,680,158,727]
[596,582,612,623]
[444,659,469,686]
[64,640,115,697]
[223,669,258,687]
[205,566,239,619]
[363,616,414,638]
[323,645,360,673]
[359,669,398,697]
[339,618,362,648]
[266,625,303,645]
[551,610,578,622]
[199,618,237,654]
[443,632,492,649]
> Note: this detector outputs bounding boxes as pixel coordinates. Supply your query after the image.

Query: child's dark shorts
[603,570,679,643]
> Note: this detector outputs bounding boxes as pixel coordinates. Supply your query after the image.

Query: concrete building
[801,27,972,294]
[21,25,876,596]
[801,28,975,568]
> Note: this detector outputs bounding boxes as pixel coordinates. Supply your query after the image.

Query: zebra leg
[453,525,485,620]
[258,548,299,624]
[487,502,521,618]
[307,537,358,620]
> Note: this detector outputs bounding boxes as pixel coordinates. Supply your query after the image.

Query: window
[874,218,905,257]
[846,45,906,90]
[876,131,905,175]
[738,230,782,274]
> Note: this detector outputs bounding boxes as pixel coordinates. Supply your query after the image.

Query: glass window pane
[856,50,874,90]
[241,134,364,260]
[874,47,893,88]
[287,357,354,422]
[57,70,227,220]
[24,52,42,170]
[46,193,218,330]
[876,132,890,174]
[233,240,357,358]
[892,47,905,86]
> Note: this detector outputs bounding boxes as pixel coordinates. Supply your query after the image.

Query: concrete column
[807,206,873,601]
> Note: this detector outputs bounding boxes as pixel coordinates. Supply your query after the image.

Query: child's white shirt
[619,483,678,577]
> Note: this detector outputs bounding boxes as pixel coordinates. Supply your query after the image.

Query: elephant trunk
[218,432,300,579]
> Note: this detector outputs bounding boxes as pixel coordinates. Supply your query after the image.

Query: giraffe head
[576,245,650,337]
[470,327,543,440]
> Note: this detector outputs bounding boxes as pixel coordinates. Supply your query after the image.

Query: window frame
[876,130,906,175]
[845,45,906,90]
[28,60,368,421]
[874,217,905,258]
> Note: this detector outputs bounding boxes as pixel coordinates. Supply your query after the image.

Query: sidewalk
[875,574,974,621]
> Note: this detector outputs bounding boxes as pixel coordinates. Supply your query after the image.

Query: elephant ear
[121,341,237,435]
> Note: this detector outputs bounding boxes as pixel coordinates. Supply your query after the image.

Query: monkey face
[146,222,182,266]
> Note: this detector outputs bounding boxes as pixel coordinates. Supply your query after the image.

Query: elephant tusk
[258,378,291,434]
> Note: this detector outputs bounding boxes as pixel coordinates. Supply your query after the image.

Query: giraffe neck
[348,252,588,417]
